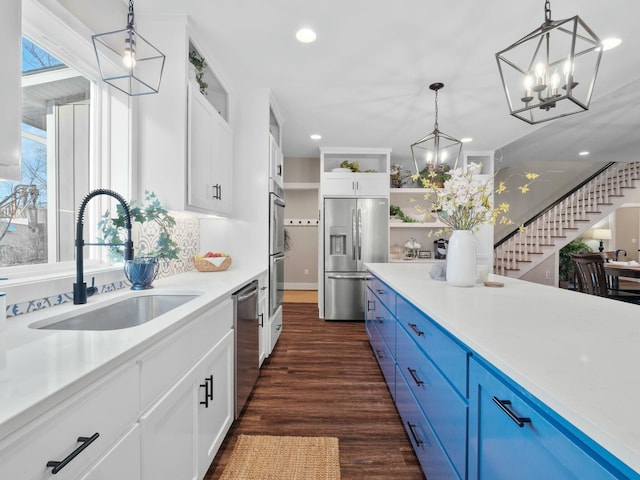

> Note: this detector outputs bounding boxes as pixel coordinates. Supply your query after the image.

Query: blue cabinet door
[396,365,461,480]
[469,359,623,480]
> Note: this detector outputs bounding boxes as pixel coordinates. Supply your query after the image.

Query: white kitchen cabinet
[196,330,234,478]
[268,305,283,354]
[0,0,21,180]
[139,298,234,480]
[140,329,234,480]
[320,147,391,198]
[78,425,141,480]
[140,368,198,480]
[0,363,139,480]
[187,81,233,215]
[258,271,269,365]
[137,19,233,214]
[269,133,284,191]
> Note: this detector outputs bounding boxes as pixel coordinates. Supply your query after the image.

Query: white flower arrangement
[413,163,538,232]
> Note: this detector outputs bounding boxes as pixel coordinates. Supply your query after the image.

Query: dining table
[603,262,640,291]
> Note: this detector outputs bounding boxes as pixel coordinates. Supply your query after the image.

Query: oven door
[269,253,285,316]
[270,193,286,256]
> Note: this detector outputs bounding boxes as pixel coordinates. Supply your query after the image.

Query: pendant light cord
[433,88,439,132]
[127,0,135,29]
[544,0,551,23]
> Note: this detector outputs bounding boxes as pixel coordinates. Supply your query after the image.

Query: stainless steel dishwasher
[233,280,259,418]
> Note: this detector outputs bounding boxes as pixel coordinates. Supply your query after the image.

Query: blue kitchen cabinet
[396,322,467,477]
[469,357,626,480]
[396,364,462,480]
[367,276,469,479]
[365,285,396,398]
[396,295,468,397]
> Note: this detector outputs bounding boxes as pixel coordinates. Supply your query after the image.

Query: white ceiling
[136,0,640,168]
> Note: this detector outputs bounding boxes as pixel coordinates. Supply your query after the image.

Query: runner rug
[219,434,341,480]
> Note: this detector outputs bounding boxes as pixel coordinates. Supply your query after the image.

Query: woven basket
[193,255,232,272]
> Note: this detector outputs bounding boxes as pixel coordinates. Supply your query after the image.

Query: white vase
[446,230,477,287]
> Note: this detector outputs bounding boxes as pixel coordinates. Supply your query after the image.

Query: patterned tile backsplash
[6,212,199,318]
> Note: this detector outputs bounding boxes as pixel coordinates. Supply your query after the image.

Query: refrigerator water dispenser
[329,228,347,256]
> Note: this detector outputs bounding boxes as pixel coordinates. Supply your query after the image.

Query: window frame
[1,0,134,283]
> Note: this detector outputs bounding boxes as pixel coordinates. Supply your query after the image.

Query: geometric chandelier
[92,0,165,96]
[495,0,602,124]
[411,82,462,174]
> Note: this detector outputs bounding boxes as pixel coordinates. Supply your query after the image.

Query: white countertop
[366,262,640,475]
[0,265,264,441]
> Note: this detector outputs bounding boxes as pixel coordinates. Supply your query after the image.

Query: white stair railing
[494,162,640,277]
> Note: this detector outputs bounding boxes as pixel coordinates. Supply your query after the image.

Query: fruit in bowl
[195,251,227,259]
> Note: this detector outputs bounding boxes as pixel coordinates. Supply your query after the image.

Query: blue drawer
[367,318,395,400]
[368,276,397,314]
[396,365,462,480]
[366,287,395,356]
[469,359,623,480]
[397,295,468,397]
[397,324,467,478]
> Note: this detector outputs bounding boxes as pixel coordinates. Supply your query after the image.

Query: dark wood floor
[204,302,425,480]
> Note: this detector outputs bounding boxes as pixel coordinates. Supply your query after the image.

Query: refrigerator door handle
[357,208,362,260]
[327,274,373,280]
[351,208,357,260]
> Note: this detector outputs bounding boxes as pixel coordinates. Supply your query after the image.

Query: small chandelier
[411,82,462,174]
[496,0,602,124]
[92,0,165,96]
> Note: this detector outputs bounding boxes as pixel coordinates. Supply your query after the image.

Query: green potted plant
[559,238,592,288]
[188,50,208,96]
[98,191,180,290]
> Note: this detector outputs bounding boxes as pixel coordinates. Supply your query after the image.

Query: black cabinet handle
[376,316,383,324]
[367,300,375,312]
[492,397,531,428]
[259,313,264,327]
[47,432,99,474]
[407,422,424,446]
[212,184,222,200]
[376,289,385,295]
[407,322,424,337]
[200,375,214,408]
[407,367,424,386]
[277,165,282,176]
[375,349,384,360]
[276,323,282,331]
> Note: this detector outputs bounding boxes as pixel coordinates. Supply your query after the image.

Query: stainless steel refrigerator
[324,197,388,320]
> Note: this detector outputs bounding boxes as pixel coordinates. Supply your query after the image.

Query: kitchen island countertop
[0,265,264,441]
[366,262,640,475]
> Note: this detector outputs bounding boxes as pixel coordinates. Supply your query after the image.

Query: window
[0,37,91,267]
[0,16,132,271]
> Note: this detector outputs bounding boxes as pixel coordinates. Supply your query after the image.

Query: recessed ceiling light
[460,137,473,143]
[579,151,590,156]
[601,38,622,51]
[296,28,317,43]
[310,134,322,140]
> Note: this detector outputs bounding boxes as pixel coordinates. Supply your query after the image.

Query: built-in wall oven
[269,187,285,316]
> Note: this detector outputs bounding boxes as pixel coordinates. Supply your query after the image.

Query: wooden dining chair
[600,251,619,289]
[570,253,608,297]
[570,252,640,304]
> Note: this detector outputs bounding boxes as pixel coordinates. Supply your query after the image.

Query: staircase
[494,162,640,279]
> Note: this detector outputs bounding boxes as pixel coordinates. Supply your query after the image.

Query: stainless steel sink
[34,294,199,331]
